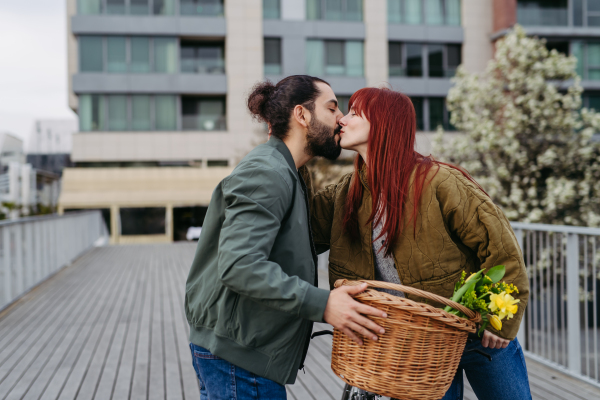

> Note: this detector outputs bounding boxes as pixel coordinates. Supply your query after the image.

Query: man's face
[304,82,344,160]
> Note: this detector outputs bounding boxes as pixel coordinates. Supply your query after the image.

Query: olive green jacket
[185,137,330,385]
[308,164,529,340]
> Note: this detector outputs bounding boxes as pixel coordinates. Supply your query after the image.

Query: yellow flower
[489,314,502,330]
[489,291,520,320]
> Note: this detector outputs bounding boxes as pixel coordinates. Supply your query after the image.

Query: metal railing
[512,222,600,387]
[0,210,109,311]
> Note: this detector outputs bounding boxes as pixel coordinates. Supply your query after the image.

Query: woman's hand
[481,330,510,349]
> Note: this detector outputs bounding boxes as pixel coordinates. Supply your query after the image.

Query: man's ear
[293,105,310,129]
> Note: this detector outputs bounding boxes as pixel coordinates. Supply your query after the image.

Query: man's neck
[282,132,312,169]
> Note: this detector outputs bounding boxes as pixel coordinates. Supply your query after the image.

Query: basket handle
[335,279,481,323]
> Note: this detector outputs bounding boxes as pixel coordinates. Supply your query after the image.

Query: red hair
[342,88,486,256]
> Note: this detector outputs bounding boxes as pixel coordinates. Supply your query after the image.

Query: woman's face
[338,107,370,154]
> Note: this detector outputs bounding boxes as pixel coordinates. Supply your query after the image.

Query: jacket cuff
[299,285,330,322]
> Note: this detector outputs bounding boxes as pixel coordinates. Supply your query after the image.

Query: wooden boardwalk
[0,244,597,400]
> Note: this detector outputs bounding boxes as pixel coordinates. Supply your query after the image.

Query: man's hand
[323,283,387,346]
[481,330,510,349]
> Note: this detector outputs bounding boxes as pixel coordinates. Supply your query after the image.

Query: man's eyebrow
[326,99,338,107]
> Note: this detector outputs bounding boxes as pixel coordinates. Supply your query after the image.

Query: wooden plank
[148,256,166,400]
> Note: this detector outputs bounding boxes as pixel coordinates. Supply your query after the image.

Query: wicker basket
[331,279,481,400]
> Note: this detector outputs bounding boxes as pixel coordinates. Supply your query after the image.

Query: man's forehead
[315,82,336,102]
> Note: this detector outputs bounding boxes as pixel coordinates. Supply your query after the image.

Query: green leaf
[484,265,505,284]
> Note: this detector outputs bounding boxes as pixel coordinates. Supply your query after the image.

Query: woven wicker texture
[331,279,481,400]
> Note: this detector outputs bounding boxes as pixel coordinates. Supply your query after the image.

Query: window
[154,37,178,73]
[78,0,103,14]
[182,97,226,131]
[264,0,280,19]
[108,95,128,130]
[572,41,600,80]
[181,41,225,74]
[132,95,151,131]
[180,0,224,16]
[207,160,229,167]
[106,0,126,14]
[130,37,151,73]
[389,0,459,25]
[410,97,453,131]
[337,95,351,113]
[155,95,177,130]
[389,42,460,77]
[306,39,364,77]
[264,38,282,75]
[79,94,105,131]
[517,0,568,26]
[130,0,150,15]
[410,97,424,131]
[307,0,363,22]
[154,0,176,15]
[583,92,600,111]
[80,36,103,72]
[120,208,166,235]
[107,36,127,73]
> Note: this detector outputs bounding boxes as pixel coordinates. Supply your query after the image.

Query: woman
[309,88,532,400]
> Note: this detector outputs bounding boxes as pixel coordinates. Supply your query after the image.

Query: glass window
[389,42,404,76]
[404,0,422,24]
[154,0,176,15]
[264,38,282,75]
[120,208,166,235]
[588,43,600,80]
[589,0,600,11]
[446,44,461,76]
[406,43,423,76]
[446,0,461,25]
[516,0,568,26]
[79,94,105,131]
[180,0,224,16]
[130,37,151,73]
[428,44,444,77]
[132,95,151,131]
[263,0,280,19]
[182,97,226,131]
[306,40,325,76]
[326,41,345,75]
[574,0,584,26]
[337,95,351,114]
[426,0,444,25]
[80,36,103,72]
[388,0,402,24]
[572,41,584,78]
[107,36,127,73]
[106,0,126,14]
[324,0,343,21]
[155,95,177,130]
[429,98,445,130]
[345,41,364,76]
[78,0,103,14]
[130,0,150,14]
[180,41,225,74]
[307,0,362,21]
[410,97,423,131]
[108,95,128,131]
[307,0,321,19]
[154,38,177,73]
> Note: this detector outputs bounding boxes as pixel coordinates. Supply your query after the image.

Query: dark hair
[247,75,330,139]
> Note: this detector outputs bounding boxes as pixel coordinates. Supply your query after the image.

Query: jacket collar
[266,136,299,181]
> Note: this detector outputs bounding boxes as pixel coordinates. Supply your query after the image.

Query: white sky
[0,1,77,147]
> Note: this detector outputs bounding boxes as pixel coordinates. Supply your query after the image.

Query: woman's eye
[329,109,335,112]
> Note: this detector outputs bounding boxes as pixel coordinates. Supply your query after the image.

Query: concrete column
[110,204,120,244]
[462,0,494,74]
[364,0,388,88]
[166,204,174,242]
[67,0,78,111]
[225,0,264,155]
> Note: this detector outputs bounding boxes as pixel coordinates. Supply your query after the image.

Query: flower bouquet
[444,265,520,335]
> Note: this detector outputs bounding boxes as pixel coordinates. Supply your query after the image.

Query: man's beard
[305,116,342,160]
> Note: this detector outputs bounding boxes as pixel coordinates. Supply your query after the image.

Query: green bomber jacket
[307,164,529,340]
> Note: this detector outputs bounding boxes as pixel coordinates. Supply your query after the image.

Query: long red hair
[342,88,486,256]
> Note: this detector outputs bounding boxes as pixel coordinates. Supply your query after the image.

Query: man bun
[247,81,277,123]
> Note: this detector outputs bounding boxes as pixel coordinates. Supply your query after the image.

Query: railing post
[14,224,23,296]
[514,228,526,346]
[3,227,11,305]
[566,232,581,374]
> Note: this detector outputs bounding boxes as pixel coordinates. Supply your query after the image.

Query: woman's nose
[339,114,348,126]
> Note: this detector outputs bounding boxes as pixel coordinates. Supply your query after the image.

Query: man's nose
[335,109,344,123]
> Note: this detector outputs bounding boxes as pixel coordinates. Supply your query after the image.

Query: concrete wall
[462,0,494,73]
[364,0,387,87]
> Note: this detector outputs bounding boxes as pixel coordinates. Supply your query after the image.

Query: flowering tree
[434,26,600,226]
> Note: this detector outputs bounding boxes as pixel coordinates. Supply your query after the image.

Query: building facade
[62,0,494,243]
[26,119,77,177]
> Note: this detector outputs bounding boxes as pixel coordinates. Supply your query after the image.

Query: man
[185,75,386,399]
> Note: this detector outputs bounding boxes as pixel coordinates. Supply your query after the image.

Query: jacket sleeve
[310,182,337,255]
[438,172,530,341]
[218,164,330,323]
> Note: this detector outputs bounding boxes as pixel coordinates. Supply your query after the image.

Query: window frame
[264,37,282,75]
[307,0,364,22]
[388,42,460,78]
[388,0,460,26]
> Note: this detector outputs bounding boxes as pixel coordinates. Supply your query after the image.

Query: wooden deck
[0,243,597,400]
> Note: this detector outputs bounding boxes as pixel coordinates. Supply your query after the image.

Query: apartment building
[60,0,494,244]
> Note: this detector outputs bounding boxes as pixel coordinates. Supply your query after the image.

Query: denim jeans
[440,337,532,400]
[189,343,287,400]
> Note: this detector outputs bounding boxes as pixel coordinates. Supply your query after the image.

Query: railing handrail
[0,210,99,227]
[511,221,600,236]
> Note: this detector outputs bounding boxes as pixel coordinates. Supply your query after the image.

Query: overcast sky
[0,1,76,147]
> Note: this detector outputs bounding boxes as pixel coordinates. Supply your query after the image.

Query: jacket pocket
[411,269,464,308]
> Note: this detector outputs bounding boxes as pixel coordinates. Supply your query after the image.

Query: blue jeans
[189,343,287,400]
[440,337,532,400]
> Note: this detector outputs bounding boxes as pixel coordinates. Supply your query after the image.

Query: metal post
[14,225,23,296]
[514,228,526,346]
[3,227,11,304]
[566,233,581,374]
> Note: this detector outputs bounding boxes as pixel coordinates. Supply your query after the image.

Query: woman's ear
[292,105,310,128]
